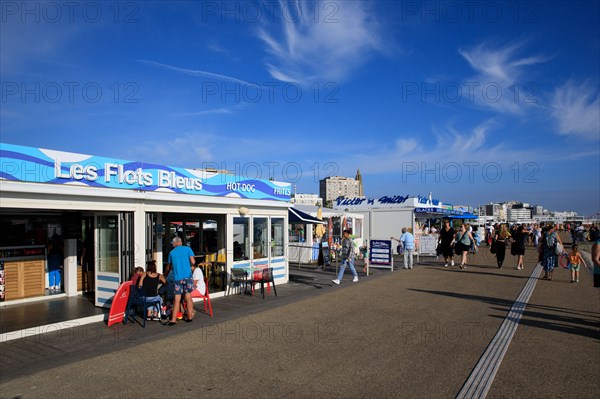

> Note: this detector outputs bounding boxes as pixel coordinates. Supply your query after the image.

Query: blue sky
[1,0,599,215]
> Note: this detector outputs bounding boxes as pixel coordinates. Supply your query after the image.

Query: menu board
[419,235,438,256]
[319,242,331,268]
[369,239,393,270]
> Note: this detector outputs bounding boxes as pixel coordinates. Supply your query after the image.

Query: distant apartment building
[481,204,501,217]
[507,206,533,222]
[477,202,571,224]
[553,211,578,218]
[291,193,323,207]
[319,173,363,204]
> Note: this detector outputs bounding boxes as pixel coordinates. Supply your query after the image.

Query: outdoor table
[232,265,267,295]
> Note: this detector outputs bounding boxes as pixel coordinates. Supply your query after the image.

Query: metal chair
[124,286,162,328]
[227,268,248,296]
[252,267,277,299]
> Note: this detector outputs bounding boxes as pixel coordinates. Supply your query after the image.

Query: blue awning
[447,213,478,219]
[289,207,326,224]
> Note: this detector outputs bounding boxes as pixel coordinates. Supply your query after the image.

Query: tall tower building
[355,169,364,196]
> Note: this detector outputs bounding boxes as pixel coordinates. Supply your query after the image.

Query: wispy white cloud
[354,119,539,175]
[138,59,253,86]
[458,40,550,115]
[206,39,239,62]
[174,108,234,117]
[127,134,217,167]
[257,0,388,84]
[551,80,600,141]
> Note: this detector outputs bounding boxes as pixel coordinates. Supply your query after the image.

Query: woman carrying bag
[455,224,475,269]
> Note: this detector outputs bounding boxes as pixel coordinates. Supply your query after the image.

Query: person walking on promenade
[455,224,474,269]
[439,220,455,267]
[533,224,542,247]
[494,224,511,269]
[513,225,527,270]
[392,227,415,269]
[541,223,563,280]
[332,229,358,285]
[568,244,588,283]
[167,237,195,325]
[592,237,600,287]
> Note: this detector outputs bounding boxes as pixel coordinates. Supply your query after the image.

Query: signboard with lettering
[369,239,393,270]
[319,242,331,268]
[0,143,291,202]
[419,235,438,256]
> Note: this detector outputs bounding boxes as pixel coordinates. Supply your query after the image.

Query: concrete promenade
[0,243,598,398]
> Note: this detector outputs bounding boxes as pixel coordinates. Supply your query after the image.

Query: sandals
[184,311,196,323]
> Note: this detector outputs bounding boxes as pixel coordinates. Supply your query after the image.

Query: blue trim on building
[97,275,120,283]
[97,286,117,294]
[96,297,114,307]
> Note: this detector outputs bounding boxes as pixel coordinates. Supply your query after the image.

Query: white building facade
[0,143,292,307]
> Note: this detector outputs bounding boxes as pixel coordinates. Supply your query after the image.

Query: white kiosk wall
[367,209,414,241]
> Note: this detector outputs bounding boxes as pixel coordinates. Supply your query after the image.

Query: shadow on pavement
[489,312,600,340]
[429,267,531,280]
[411,288,600,320]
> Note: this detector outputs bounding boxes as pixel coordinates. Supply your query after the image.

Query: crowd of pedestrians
[382,220,599,288]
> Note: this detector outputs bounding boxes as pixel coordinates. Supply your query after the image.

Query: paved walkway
[0,244,598,399]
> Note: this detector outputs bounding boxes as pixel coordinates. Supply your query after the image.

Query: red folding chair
[189,277,213,317]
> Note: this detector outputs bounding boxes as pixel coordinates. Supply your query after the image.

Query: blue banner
[0,143,291,202]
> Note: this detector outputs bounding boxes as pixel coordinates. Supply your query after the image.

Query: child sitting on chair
[191,264,206,296]
[130,266,144,286]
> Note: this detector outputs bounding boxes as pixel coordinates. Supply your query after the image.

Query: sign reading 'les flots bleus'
[0,143,291,201]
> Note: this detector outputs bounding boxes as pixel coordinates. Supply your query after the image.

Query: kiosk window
[253,217,268,259]
[233,217,249,261]
[271,218,284,257]
[354,219,362,238]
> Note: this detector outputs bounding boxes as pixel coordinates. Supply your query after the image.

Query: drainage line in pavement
[455,262,542,399]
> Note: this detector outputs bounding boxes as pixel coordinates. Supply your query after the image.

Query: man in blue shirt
[167,236,195,325]
[393,228,415,269]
